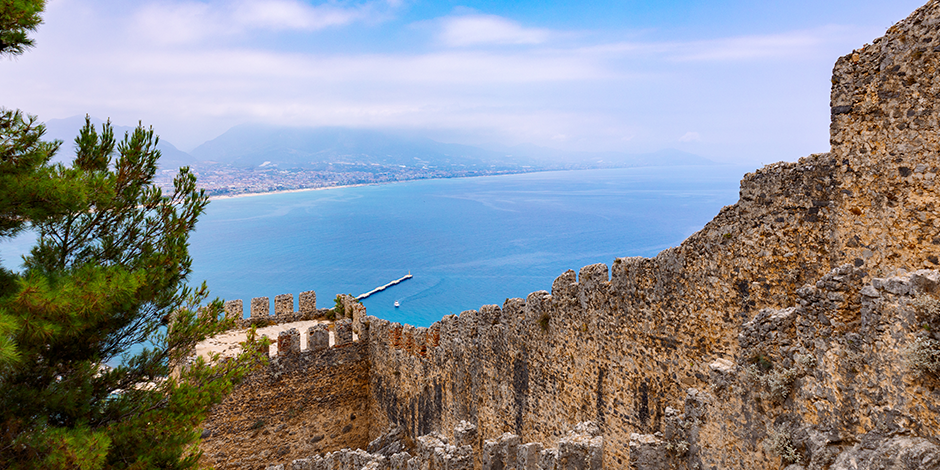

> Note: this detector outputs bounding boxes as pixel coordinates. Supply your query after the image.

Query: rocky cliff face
[202,2,940,469]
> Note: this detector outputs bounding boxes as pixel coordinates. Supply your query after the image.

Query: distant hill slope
[43,116,195,169]
[191,125,524,169]
[192,124,714,170]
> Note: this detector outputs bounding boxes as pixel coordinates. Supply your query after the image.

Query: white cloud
[574,26,855,63]
[439,14,551,47]
[131,0,391,45]
[2,0,875,160]
[231,0,369,31]
[133,2,222,46]
[671,27,850,62]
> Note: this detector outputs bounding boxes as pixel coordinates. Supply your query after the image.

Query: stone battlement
[201,3,940,469]
[221,290,339,328]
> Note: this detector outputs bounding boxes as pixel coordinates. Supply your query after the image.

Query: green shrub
[333,295,345,319]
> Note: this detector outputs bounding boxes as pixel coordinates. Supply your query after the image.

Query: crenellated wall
[200,322,371,469]
[222,290,334,328]
[356,2,940,469]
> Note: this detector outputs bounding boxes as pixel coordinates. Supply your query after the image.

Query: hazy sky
[0,0,927,163]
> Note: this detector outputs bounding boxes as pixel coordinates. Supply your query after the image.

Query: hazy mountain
[191,124,529,169]
[192,124,714,170]
[35,119,714,175]
[479,143,715,168]
[42,116,196,169]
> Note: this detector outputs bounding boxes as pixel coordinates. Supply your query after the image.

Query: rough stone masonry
[200,2,940,469]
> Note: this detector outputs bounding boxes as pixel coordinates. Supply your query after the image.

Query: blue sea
[1,166,748,328]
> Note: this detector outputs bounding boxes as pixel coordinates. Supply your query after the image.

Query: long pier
[357,273,413,300]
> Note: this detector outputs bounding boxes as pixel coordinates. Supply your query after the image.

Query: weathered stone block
[358,319,371,343]
[289,458,311,470]
[448,446,474,470]
[558,429,602,470]
[537,448,558,470]
[427,322,441,349]
[454,420,477,449]
[250,297,269,317]
[401,324,415,354]
[389,322,403,348]
[335,319,353,346]
[275,294,294,315]
[224,299,243,320]
[458,310,479,341]
[911,269,940,295]
[628,433,667,470]
[414,327,428,356]
[578,263,609,308]
[518,442,543,470]
[278,328,301,356]
[438,315,458,347]
[388,452,411,470]
[299,290,317,314]
[524,290,551,324]
[479,304,501,327]
[502,297,526,329]
[307,324,329,352]
[551,269,577,303]
[483,433,520,470]
[579,263,609,287]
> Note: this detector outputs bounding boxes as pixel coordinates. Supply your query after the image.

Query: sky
[0,0,929,164]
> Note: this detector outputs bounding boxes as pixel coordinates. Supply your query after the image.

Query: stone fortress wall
[203,3,940,469]
[358,3,940,468]
[220,292,307,319]
[221,290,326,326]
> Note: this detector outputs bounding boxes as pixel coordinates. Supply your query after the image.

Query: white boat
[394,301,400,308]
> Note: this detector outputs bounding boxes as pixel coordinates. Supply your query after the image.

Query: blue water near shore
[187,165,746,327]
[0,165,749,328]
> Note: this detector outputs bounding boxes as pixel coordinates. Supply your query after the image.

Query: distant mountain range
[190,124,534,169]
[42,117,714,171]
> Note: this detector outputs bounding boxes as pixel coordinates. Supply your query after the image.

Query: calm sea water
[1,166,748,328]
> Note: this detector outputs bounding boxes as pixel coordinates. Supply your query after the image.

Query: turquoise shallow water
[1,165,749,328]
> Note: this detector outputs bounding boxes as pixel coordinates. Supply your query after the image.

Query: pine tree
[0,2,267,468]
[0,0,46,57]
[0,119,267,470]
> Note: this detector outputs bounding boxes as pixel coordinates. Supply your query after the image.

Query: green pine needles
[0,0,45,57]
[0,114,268,469]
[1,3,266,467]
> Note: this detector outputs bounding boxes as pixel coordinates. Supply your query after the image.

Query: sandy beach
[207,183,377,201]
[194,319,334,359]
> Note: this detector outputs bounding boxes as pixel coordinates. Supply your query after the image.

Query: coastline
[203,170,530,201]
[207,182,379,201]
[203,164,729,202]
